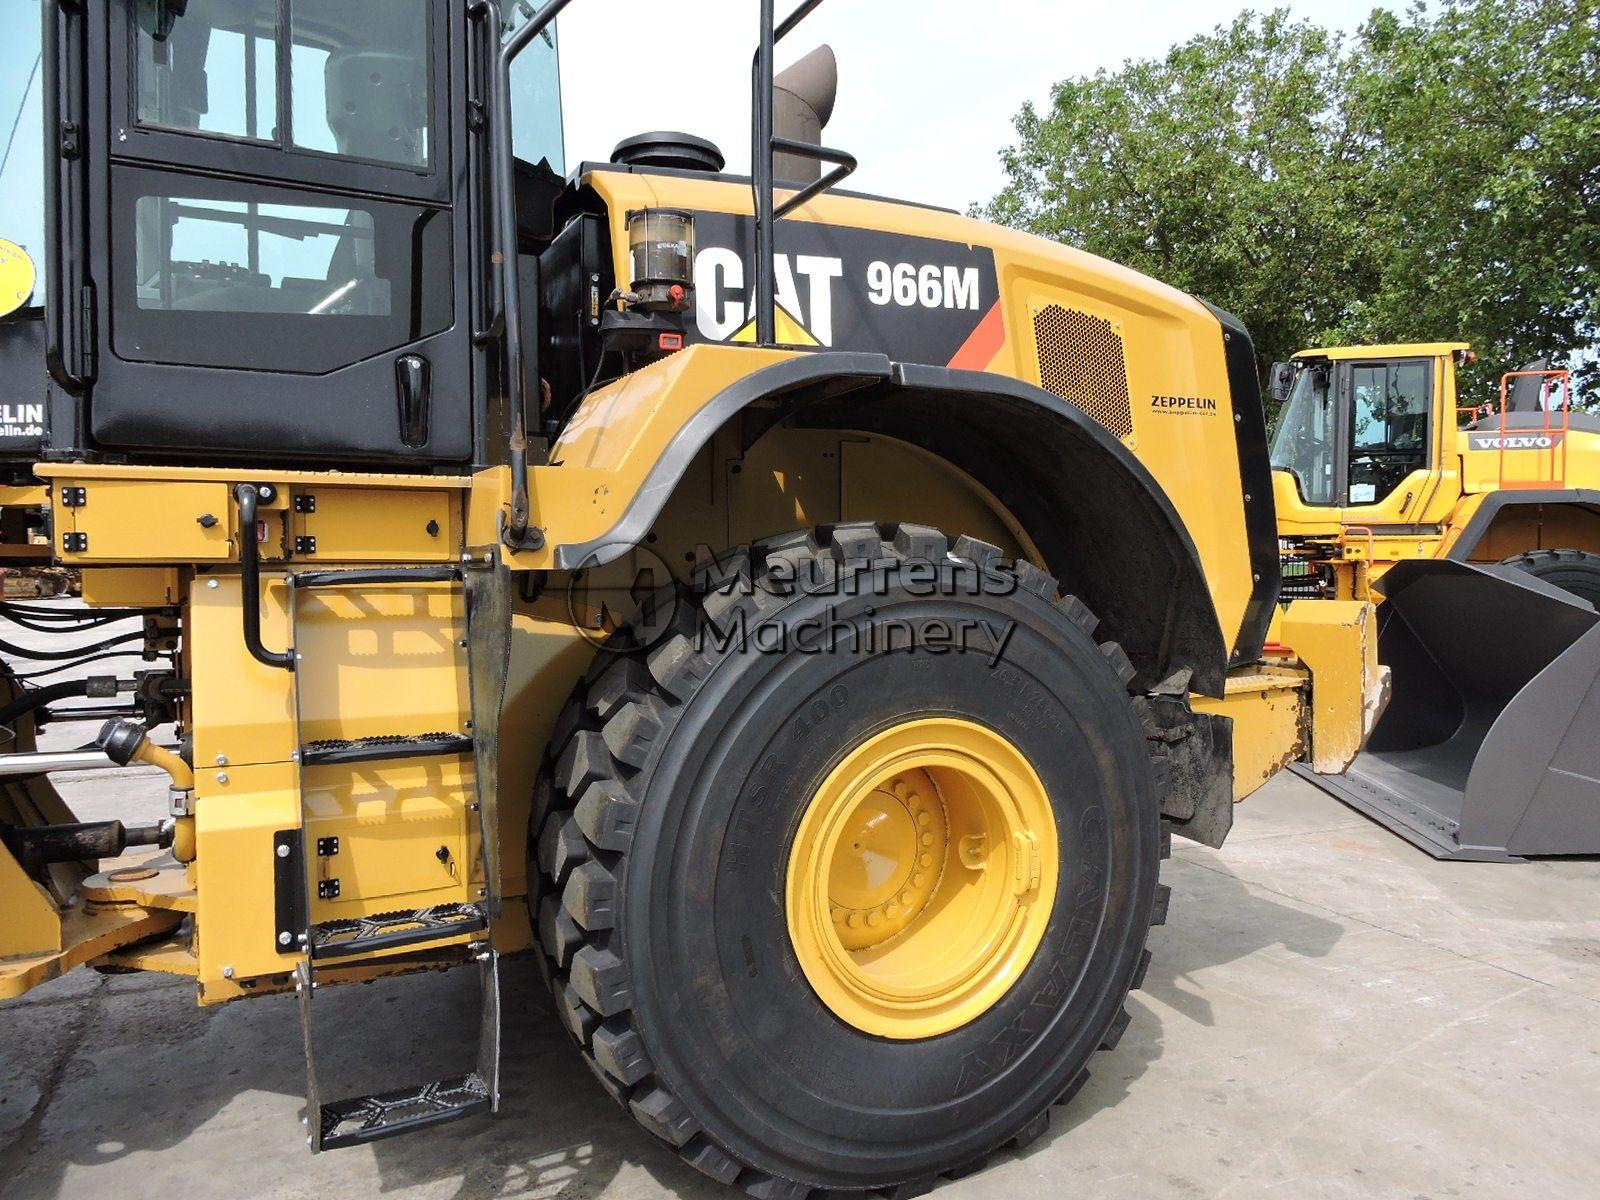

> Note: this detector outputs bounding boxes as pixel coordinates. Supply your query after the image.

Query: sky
[0,0,1390,234]
[0,4,44,299]
[554,0,1388,213]
[0,0,1388,296]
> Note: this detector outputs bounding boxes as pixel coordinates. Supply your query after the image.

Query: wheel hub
[827,774,948,951]
[787,718,1058,1039]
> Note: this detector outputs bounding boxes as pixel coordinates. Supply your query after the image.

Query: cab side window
[1348,361,1430,505]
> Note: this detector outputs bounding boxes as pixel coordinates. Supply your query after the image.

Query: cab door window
[1347,360,1430,505]
[135,0,433,170]
[119,175,450,373]
[112,0,449,377]
[136,0,279,142]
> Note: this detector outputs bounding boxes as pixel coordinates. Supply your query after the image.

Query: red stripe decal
[946,301,1006,371]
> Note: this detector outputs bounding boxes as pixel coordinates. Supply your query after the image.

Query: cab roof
[1292,342,1472,361]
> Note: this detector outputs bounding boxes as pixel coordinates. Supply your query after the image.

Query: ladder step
[319,1072,491,1150]
[301,732,474,767]
[308,903,487,961]
[294,566,462,590]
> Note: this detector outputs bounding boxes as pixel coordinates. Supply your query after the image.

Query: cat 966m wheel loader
[1270,345,1600,861]
[0,2,1381,1192]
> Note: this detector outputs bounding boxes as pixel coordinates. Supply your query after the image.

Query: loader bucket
[1299,559,1600,860]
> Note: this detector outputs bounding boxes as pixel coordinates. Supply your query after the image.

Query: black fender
[801,363,1228,697]
[553,352,1229,697]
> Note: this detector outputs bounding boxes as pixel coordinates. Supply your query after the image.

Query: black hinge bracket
[318,878,342,900]
[316,836,340,857]
[295,536,317,556]
[59,486,86,508]
[62,531,87,553]
[273,830,307,955]
[78,285,97,379]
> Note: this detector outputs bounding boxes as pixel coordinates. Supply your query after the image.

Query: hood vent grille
[1032,305,1134,440]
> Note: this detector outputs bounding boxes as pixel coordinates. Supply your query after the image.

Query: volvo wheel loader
[1270,344,1600,861]
[0,2,1381,1192]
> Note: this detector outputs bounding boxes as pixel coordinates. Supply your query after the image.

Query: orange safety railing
[1336,524,1379,601]
[1459,369,1572,491]
[1339,524,1377,562]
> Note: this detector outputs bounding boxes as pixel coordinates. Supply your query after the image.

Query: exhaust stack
[773,45,838,184]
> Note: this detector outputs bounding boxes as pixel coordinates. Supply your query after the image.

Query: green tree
[983,1,1600,406]
[1339,1,1600,401]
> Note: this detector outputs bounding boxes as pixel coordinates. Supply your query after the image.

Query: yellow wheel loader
[1270,344,1600,860]
[0,1,1380,1192]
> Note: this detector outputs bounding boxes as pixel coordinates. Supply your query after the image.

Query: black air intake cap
[611,131,726,173]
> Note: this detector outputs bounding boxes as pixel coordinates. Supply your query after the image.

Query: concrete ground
[2,613,1597,1198]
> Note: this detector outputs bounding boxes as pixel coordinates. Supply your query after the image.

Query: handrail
[752,0,852,347]
[772,137,859,219]
[234,485,296,672]
[1460,370,1573,492]
[467,1,504,347]
[42,0,90,391]
[1500,369,1571,491]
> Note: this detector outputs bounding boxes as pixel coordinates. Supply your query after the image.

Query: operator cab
[1269,352,1435,510]
[3,1,564,469]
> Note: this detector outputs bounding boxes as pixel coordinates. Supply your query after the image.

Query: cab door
[1338,357,1435,525]
[75,0,474,465]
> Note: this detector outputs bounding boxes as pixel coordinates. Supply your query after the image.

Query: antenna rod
[752,0,777,347]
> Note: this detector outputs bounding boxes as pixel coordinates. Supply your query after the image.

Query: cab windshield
[1269,363,1337,506]
[0,28,45,309]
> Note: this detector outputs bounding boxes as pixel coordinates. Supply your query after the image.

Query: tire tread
[529,523,1169,1197]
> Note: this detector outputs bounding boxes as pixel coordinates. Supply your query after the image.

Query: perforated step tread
[301,732,474,766]
[308,902,487,961]
[320,1072,491,1149]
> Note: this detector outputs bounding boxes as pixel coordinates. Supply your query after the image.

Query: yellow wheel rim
[786,718,1058,1039]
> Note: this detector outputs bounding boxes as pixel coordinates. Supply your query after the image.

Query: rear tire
[530,524,1168,1196]
[1501,548,1600,606]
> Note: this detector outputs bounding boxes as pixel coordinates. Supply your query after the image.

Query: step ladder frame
[296,948,501,1151]
[266,553,508,1151]
[283,562,500,952]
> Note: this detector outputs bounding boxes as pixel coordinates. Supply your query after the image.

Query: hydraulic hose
[0,602,148,622]
[10,652,148,681]
[0,630,144,661]
[0,679,90,729]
